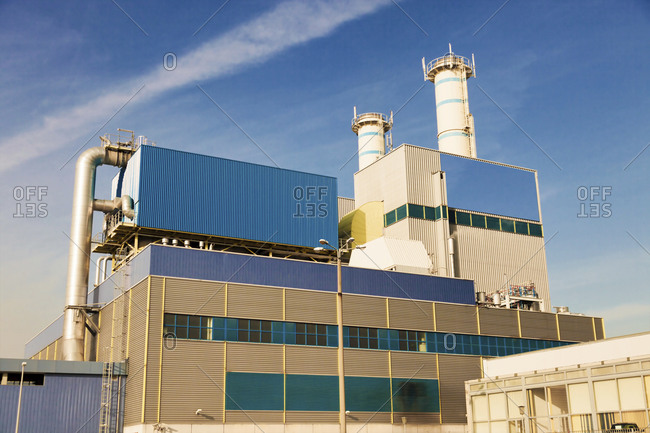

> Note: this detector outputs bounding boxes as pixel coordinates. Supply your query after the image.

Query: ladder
[98,362,113,433]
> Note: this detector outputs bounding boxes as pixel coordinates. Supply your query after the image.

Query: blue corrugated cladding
[148,245,475,304]
[441,153,540,221]
[0,374,102,433]
[127,146,338,248]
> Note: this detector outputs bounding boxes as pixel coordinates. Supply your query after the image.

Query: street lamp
[15,361,26,433]
[314,237,360,433]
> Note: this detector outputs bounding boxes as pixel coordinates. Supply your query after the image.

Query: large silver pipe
[62,145,131,361]
[92,195,134,219]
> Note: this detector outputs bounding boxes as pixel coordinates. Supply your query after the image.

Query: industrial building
[11,47,604,433]
[465,332,650,433]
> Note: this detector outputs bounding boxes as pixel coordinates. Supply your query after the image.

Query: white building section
[349,236,433,275]
[423,45,477,158]
[351,108,393,171]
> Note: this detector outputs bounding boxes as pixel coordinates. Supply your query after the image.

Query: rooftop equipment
[423,44,477,158]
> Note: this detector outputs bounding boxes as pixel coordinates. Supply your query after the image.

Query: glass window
[448,209,456,224]
[515,221,529,235]
[501,219,515,233]
[408,204,424,219]
[456,211,471,226]
[471,214,486,229]
[434,206,441,220]
[618,377,644,410]
[395,205,407,222]
[529,224,543,237]
[385,210,396,226]
[507,391,524,418]
[472,395,489,421]
[424,206,436,220]
[489,393,507,420]
[486,216,500,231]
[442,206,448,219]
[548,385,569,415]
[164,313,175,326]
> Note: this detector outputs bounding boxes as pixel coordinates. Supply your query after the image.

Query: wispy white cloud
[0,0,391,172]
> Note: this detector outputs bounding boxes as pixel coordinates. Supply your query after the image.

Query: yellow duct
[338,201,384,245]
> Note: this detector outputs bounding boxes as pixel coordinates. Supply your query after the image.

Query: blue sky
[0,0,648,357]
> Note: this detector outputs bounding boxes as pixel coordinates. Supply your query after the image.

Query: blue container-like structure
[113,146,338,248]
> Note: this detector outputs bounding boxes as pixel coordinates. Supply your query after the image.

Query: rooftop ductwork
[61,133,137,361]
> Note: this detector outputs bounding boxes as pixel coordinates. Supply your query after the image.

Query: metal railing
[424,53,473,77]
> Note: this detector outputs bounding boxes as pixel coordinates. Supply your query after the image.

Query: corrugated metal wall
[519,311,558,340]
[130,145,338,248]
[404,145,442,206]
[226,342,283,373]
[451,224,551,310]
[285,289,336,324]
[338,196,355,221]
[558,314,598,342]
[354,145,408,212]
[0,374,102,433]
[389,298,434,331]
[123,279,148,426]
[227,283,283,321]
[594,317,605,339]
[342,294,387,328]
[478,308,519,337]
[435,303,479,334]
[438,354,481,424]
[285,346,337,375]
[165,278,225,317]
[144,276,163,423]
[160,340,224,424]
[148,245,476,305]
[344,349,389,377]
[97,302,113,361]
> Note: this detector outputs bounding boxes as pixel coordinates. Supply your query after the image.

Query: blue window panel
[225,372,283,411]
[345,377,391,412]
[388,330,400,351]
[408,204,425,219]
[434,206,441,220]
[285,322,296,345]
[424,206,436,220]
[392,378,440,413]
[286,375,339,411]
[395,205,407,222]
[529,223,543,237]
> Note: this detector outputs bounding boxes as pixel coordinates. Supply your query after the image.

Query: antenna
[421,57,427,81]
[472,53,476,77]
[449,43,452,54]
[353,106,357,119]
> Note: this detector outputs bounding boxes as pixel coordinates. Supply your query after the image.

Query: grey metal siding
[97,302,113,362]
[225,410,283,423]
[478,308,520,337]
[344,349,389,377]
[519,311,558,340]
[558,314,597,342]
[160,340,224,424]
[594,317,605,339]
[338,196,355,221]
[165,277,225,317]
[389,298,434,331]
[226,343,283,373]
[438,354,481,424]
[285,346,337,375]
[123,279,148,426]
[452,223,550,310]
[285,289,336,324]
[144,276,163,422]
[435,303,479,334]
[390,352,438,379]
[285,411,339,423]
[227,283,283,321]
[342,294,387,328]
[130,145,338,248]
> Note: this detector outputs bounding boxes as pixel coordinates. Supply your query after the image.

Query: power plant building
[10,48,605,433]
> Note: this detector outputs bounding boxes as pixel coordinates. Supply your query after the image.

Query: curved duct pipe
[94,257,106,287]
[62,145,133,361]
[93,195,135,219]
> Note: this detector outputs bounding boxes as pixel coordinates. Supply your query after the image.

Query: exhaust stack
[62,134,137,361]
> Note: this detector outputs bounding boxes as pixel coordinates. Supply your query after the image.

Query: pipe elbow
[121,195,135,219]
